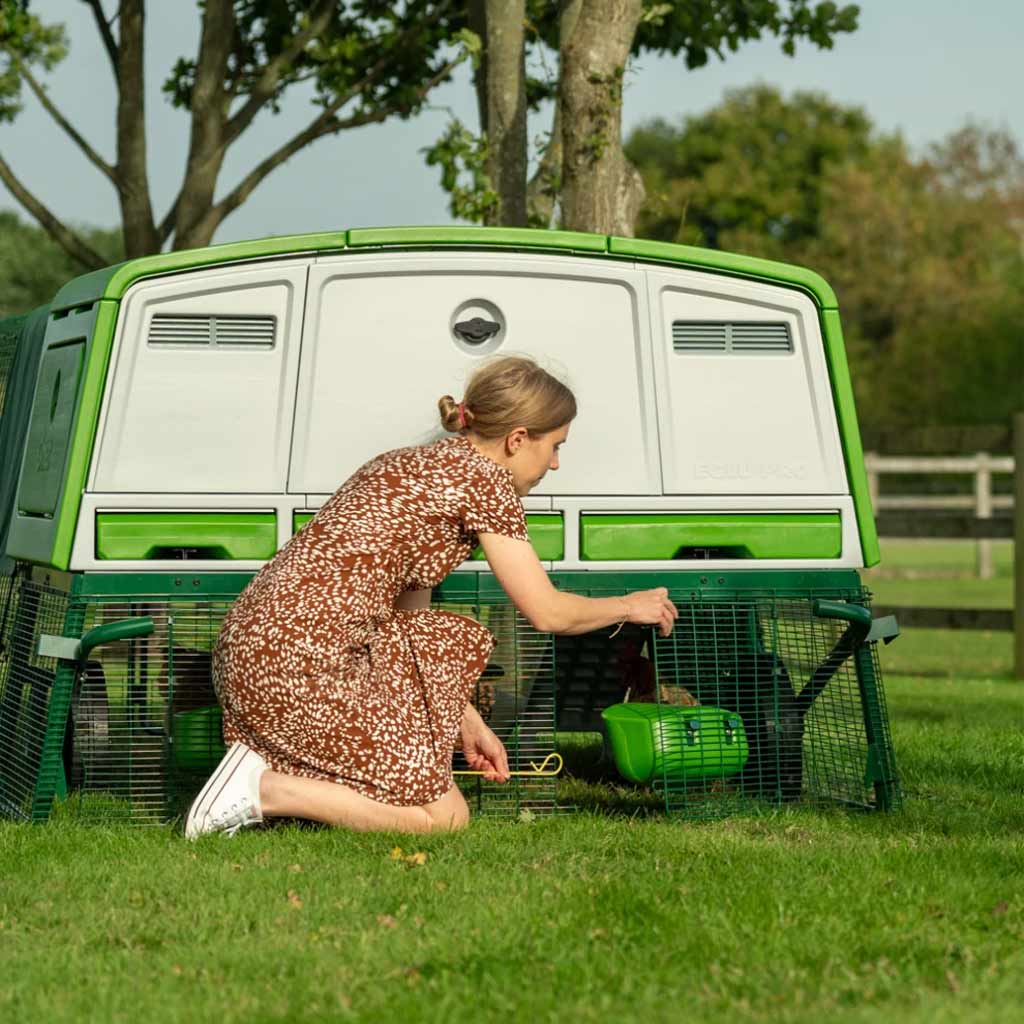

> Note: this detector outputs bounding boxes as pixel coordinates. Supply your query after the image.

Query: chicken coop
[0,225,900,824]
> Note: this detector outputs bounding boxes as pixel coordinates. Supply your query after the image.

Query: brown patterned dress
[212,434,530,807]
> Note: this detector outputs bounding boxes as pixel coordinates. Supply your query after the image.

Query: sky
[1,1,1022,244]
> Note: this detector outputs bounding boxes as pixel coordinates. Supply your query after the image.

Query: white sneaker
[185,741,268,840]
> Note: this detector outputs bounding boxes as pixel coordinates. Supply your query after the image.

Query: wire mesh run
[443,600,557,818]
[554,581,900,820]
[0,573,73,821]
[0,579,557,825]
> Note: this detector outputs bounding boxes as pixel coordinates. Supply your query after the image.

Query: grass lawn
[1,542,1020,1023]
[2,678,1023,1022]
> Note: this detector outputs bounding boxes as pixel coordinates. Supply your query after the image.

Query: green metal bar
[76,616,154,662]
[811,599,873,638]
[30,599,86,821]
[810,598,899,810]
[853,644,901,811]
[796,600,875,717]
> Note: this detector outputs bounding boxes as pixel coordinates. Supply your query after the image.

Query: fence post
[1015,415,1024,681]
[975,451,993,580]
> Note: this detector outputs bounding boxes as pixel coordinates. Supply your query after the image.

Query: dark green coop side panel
[95,513,278,560]
[17,342,85,517]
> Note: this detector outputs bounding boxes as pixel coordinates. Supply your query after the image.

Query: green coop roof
[50,226,839,311]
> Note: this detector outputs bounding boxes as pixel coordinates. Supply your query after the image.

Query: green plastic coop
[0,226,900,824]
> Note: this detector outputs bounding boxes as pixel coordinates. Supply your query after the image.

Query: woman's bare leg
[258,771,469,834]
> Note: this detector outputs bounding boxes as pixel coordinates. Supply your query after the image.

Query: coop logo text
[694,462,809,480]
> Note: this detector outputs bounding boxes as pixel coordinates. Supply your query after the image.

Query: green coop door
[17,340,85,518]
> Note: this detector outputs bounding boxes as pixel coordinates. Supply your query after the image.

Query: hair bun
[437,394,463,433]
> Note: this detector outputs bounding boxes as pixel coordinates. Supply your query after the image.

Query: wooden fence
[865,453,1013,579]
[867,413,1023,680]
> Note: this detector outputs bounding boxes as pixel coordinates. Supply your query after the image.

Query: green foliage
[628,85,877,252]
[632,0,860,62]
[0,0,67,122]
[0,211,121,316]
[524,0,860,63]
[422,117,499,224]
[162,1,467,124]
[626,86,1024,435]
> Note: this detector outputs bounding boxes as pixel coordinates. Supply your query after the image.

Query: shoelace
[209,799,258,832]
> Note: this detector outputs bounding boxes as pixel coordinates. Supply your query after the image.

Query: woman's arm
[478,533,678,636]
[395,588,432,611]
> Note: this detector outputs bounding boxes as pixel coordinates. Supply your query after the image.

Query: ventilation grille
[148,314,276,348]
[672,321,793,354]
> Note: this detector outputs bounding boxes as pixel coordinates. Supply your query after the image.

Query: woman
[186,356,677,838]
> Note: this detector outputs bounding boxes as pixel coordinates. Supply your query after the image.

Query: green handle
[811,599,873,642]
[76,616,154,662]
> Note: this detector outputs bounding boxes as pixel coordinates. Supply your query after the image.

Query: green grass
[1,542,1020,1022]
[2,668,1023,1024]
[862,540,1014,610]
[860,539,1016,678]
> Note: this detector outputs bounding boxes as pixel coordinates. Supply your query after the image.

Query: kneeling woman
[186,356,677,837]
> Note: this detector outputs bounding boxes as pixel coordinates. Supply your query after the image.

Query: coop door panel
[92,263,308,493]
[647,270,846,495]
[289,254,659,495]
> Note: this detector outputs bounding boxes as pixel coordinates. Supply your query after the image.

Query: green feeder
[602,703,749,784]
[172,706,226,773]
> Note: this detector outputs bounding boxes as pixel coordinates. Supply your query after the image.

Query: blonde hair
[438,355,577,439]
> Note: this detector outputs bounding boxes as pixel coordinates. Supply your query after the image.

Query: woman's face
[509,423,570,495]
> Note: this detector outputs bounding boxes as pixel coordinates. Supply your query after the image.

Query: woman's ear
[505,426,529,455]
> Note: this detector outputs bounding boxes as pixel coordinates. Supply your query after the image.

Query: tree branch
[223,0,337,149]
[8,53,121,188]
[0,150,106,268]
[81,0,119,74]
[208,56,462,233]
[224,0,454,154]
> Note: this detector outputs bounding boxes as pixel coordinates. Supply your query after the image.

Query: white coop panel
[289,253,659,495]
[91,262,308,493]
[647,269,846,495]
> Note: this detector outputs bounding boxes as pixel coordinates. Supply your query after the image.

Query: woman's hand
[460,704,511,783]
[623,587,678,637]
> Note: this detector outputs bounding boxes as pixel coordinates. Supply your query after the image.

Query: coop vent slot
[148,314,277,349]
[672,321,793,354]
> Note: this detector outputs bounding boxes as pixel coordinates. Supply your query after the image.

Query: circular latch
[450,298,505,355]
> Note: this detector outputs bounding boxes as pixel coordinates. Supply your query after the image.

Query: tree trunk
[526,0,583,228]
[467,1,489,137]
[173,0,235,250]
[115,0,159,257]
[559,0,645,236]
[482,0,527,227]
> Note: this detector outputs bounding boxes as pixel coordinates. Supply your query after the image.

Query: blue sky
[1,1,1021,243]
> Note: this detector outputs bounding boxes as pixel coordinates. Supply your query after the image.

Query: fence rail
[867,414,1023,679]
[866,452,1013,579]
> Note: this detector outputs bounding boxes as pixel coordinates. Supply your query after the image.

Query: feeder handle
[810,600,873,644]
[76,616,155,663]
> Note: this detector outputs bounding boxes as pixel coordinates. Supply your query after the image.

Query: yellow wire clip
[454,752,564,777]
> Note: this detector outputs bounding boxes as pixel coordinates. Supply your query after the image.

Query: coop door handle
[453,317,500,343]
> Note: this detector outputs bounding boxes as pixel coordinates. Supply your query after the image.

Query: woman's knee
[423,786,470,832]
